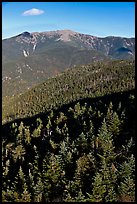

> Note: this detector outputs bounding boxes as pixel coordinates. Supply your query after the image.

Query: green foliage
[24,126,31,144]
[2,62,135,202]
[2,60,135,123]
[106,103,121,137]
[32,118,43,138]
[13,144,26,162]
[87,119,118,202]
[118,154,135,202]
[87,172,106,202]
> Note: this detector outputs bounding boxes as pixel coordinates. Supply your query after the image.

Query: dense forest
[2,60,135,202]
[2,60,135,123]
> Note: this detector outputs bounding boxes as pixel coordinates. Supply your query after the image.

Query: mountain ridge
[3,29,135,40]
[3,29,135,60]
[2,29,135,98]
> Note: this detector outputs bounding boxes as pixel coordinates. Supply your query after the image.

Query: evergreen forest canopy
[2,59,135,202]
[2,60,135,123]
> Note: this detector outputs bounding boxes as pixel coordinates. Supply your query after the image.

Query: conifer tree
[33,177,44,202]
[118,154,135,202]
[88,119,118,202]
[32,118,43,138]
[106,102,121,137]
[13,144,25,162]
[87,172,106,202]
[24,126,31,144]
[17,122,25,144]
[21,182,31,202]
[42,154,65,202]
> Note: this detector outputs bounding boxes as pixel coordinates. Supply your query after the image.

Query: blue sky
[2,2,135,39]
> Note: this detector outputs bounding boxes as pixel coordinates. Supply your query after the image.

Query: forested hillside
[2,90,135,202]
[3,60,135,123]
[2,59,135,202]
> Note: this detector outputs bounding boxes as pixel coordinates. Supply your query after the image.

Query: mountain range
[2,29,135,97]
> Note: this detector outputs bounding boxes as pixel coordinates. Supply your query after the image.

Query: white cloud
[22,8,44,16]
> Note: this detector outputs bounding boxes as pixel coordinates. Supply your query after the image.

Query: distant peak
[56,30,77,41]
[22,31,31,35]
[17,31,32,38]
[32,29,77,42]
[57,29,76,33]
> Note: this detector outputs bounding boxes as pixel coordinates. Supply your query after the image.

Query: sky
[2,2,135,39]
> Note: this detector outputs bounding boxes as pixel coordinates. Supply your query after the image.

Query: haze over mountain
[2,29,135,97]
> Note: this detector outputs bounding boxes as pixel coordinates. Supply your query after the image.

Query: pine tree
[74,189,86,202]
[77,132,88,152]
[17,122,25,144]
[88,119,118,202]
[12,144,26,162]
[122,137,135,158]
[42,154,65,202]
[106,102,121,137]
[118,154,135,202]
[24,126,31,144]
[33,177,44,202]
[9,166,32,202]
[21,182,31,202]
[87,172,106,202]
